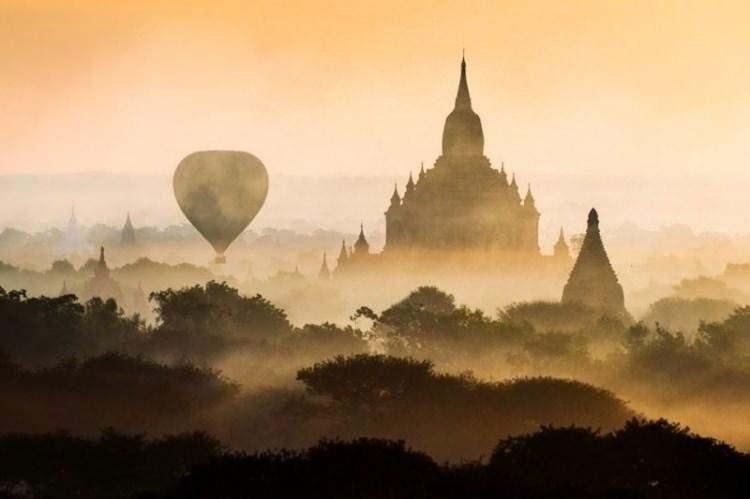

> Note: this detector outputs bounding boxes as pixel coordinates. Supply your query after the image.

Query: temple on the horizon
[335,57,556,275]
[384,57,540,254]
[562,209,627,317]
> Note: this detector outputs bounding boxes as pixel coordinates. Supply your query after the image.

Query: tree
[150,281,292,342]
[297,354,435,412]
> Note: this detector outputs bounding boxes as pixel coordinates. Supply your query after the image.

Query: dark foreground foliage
[2,419,743,499]
[0,352,237,434]
[209,354,634,461]
[163,420,750,499]
[0,430,222,499]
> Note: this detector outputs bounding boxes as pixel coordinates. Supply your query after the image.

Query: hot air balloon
[174,151,268,263]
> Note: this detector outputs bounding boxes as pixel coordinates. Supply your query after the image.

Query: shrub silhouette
[0,429,221,498]
[0,352,238,434]
[156,420,750,499]
[295,354,633,460]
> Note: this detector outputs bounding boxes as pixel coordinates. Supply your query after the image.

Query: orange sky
[3,0,750,193]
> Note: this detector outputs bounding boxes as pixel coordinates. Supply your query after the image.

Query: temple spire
[588,208,599,228]
[337,239,348,264]
[406,172,415,192]
[524,184,534,202]
[318,253,330,280]
[390,183,401,205]
[554,227,570,259]
[354,224,370,255]
[455,54,472,110]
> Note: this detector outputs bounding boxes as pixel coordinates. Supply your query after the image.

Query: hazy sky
[3,1,750,230]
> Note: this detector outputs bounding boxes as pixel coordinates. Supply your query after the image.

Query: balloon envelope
[174,151,268,261]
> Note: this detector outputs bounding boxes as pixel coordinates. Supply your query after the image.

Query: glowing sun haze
[3,0,750,231]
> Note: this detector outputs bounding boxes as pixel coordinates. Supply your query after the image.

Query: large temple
[335,56,552,275]
[383,56,540,254]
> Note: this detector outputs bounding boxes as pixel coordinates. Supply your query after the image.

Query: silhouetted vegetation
[160,419,749,499]
[2,418,744,499]
[0,429,222,498]
[0,352,237,434]
[4,281,750,494]
[641,296,738,333]
[0,288,141,366]
[288,354,633,460]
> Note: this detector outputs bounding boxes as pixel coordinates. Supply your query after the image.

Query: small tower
[418,162,425,182]
[385,183,403,251]
[404,172,416,199]
[337,239,349,267]
[521,184,540,252]
[554,227,571,260]
[353,224,370,256]
[83,245,123,303]
[94,246,110,279]
[510,173,521,204]
[499,161,508,186]
[59,280,69,297]
[523,184,538,213]
[389,183,401,208]
[68,204,78,232]
[562,209,626,317]
[318,252,331,280]
[121,213,136,247]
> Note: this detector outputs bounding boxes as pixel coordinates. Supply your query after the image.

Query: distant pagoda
[318,253,331,280]
[121,213,136,247]
[562,209,626,316]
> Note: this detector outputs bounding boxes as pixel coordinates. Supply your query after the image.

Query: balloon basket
[214,255,227,264]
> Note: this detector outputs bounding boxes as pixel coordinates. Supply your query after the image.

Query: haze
[4,1,750,227]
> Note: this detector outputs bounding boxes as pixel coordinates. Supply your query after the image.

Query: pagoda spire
[554,226,570,259]
[354,223,370,255]
[524,184,534,203]
[337,239,348,264]
[318,252,330,280]
[406,171,415,193]
[455,53,472,110]
[390,183,401,204]
[509,173,521,204]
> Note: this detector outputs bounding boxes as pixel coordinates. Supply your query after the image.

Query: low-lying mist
[3,278,750,461]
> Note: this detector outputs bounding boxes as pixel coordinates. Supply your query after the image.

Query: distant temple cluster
[328,55,628,317]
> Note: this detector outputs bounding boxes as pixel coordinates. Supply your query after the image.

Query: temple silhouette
[562,208,627,317]
[384,57,539,253]
[334,56,568,276]
[121,213,136,247]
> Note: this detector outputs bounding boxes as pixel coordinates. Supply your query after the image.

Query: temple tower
[121,213,136,246]
[318,253,331,280]
[562,209,626,316]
